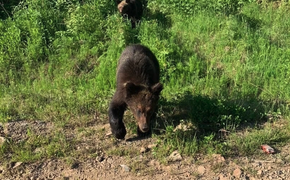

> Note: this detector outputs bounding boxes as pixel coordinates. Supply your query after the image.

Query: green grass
[0,130,72,163]
[1,0,290,164]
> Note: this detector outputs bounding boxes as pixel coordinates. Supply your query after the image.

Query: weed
[0,0,290,164]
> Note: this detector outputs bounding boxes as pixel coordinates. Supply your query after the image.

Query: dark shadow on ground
[143,9,172,28]
[236,13,262,32]
[152,91,287,139]
[126,134,150,142]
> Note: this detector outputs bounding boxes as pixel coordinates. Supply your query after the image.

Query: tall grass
[0,0,290,162]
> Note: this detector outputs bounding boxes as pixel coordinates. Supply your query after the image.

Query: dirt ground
[0,120,289,180]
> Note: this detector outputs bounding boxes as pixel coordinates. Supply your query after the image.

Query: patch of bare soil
[0,120,290,180]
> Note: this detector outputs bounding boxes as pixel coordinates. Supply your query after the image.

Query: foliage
[150,0,256,15]
[0,0,290,162]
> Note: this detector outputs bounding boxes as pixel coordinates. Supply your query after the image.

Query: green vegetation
[1,0,290,164]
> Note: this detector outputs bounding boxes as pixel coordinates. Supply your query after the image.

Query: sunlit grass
[0,0,289,164]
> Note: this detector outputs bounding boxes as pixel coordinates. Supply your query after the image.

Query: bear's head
[123,82,163,133]
[117,0,134,17]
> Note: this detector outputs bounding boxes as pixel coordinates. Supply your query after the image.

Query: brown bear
[109,44,163,139]
[116,0,143,28]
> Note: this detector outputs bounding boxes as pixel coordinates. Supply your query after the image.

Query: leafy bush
[0,0,290,161]
[150,0,255,15]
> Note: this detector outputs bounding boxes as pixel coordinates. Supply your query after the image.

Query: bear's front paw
[111,123,127,139]
[113,127,127,139]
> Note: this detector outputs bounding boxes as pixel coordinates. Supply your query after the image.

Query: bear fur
[116,0,143,28]
[109,44,163,139]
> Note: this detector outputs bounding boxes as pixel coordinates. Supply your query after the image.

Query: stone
[105,132,112,136]
[174,122,194,132]
[147,144,157,149]
[140,147,149,153]
[233,168,242,178]
[96,156,105,162]
[120,164,130,172]
[167,150,182,162]
[212,154,225,163]
[34,147,43,154]
[257,170,263,175]
[197,165,205,175]
[13,162,23,169]
[0,136,6,145]
[218,174,229,180]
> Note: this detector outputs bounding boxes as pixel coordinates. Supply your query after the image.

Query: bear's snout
[139,123,149,132]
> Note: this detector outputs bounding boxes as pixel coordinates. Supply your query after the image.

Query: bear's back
[117,45,160,87]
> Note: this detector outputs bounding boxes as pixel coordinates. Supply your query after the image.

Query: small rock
[167,150,182,162]
[233,168,242,178]
[174,122,194,132]
[197,165,205,175]
[140,147,149,153]
[96,156,105,162]
[212,154,225,163]
[48,173,55,179]
[120,164,130,172]
[105,132,112,136]
[102,124,110,130]
[219,174,229,180]
[0,136,6,144]
[13,162,22,169]
[257,170,263,175]
[147,144,157,149]
[106,157,113,164]
[3,124,8,135]
[34,147,43,154]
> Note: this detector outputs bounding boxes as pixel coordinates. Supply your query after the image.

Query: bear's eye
[137,110,141,117]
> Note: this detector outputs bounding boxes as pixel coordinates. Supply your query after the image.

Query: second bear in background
[116,0,143,28]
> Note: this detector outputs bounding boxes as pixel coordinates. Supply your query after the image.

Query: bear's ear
[124,82,141,98]
[151,82,163,95]
[115,0,122,4]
